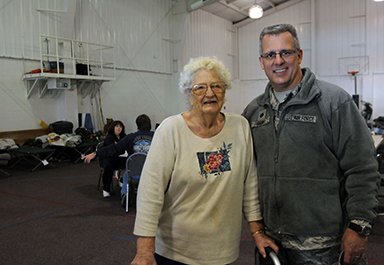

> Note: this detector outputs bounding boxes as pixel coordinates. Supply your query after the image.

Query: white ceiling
[187,0,299,25]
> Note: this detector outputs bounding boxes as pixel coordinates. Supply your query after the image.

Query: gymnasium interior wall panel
[180,9,236,78]
[75,0,173,74]
[238,0,311,81]
[316,0,366,77]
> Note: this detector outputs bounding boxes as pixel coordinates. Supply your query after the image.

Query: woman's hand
[131,237,156,265]
[253,233,279,258]
[131,252,156,265]
[82,153,95,163]
[249,221,279,258]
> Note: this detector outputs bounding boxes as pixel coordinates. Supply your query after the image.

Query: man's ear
[259,56,265,70]
[297,49,303,64]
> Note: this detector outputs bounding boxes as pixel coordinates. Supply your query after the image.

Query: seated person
[98,120,127,197]
[83,114,154,198]
[104,120,126,146]
[102,117,113,139]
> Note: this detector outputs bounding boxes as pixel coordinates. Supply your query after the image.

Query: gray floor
[0,160,383,265]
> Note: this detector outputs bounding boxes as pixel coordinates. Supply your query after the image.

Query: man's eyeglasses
[190,83,226,95]
[260,49,299,60]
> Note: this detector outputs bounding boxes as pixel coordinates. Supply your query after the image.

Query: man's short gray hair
[259,24,301,55]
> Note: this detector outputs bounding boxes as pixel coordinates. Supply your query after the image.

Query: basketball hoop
[348,71,359,94]
[347,71,359,75]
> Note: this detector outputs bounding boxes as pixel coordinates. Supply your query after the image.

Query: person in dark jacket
[94,120,127,196]
[102,117,113,139]
[83,114,154,198]
[242,23,380,265]
[104,120,126,146]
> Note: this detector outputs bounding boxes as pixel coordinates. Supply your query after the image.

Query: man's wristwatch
[348,221,372,236]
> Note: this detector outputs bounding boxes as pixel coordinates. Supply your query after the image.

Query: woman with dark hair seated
[99,120,127,197]
[105,120,126,146]
[83,117,155,198]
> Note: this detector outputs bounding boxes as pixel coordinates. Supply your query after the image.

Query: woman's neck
[182,110,225,138]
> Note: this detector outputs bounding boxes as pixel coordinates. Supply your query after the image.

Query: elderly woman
[131,57,266,265]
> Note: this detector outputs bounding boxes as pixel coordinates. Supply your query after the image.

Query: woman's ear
[187,90,194,106]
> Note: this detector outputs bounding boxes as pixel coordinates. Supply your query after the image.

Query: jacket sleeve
[97,134,130,158]
[332,99,380,225]
[104,134,115,146]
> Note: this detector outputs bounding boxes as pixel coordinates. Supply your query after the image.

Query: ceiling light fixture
[249,4,263,19]
[373,0,384,2]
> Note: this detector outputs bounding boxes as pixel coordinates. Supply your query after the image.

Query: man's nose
[274,53,285,64]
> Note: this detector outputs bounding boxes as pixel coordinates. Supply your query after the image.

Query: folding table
[9,146,56,172]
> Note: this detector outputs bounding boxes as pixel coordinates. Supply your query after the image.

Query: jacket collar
[256,68,321,106]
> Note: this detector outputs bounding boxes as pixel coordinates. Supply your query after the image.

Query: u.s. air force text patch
[284,114,317,123]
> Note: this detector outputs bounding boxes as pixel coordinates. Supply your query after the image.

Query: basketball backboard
[338,56,369,76]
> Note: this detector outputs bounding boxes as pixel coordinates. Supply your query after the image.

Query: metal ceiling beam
[263,0,276,8]
[188,0,221,11]
[234,0,304,26]
[218,0,249,17]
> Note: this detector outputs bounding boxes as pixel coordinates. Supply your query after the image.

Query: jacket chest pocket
[251,109,271,129]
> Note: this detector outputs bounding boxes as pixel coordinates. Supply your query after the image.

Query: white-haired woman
[131,57,270,265]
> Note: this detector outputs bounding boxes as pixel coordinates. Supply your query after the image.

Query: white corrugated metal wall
[180,9,236,78]
[368,0,384,117]
[177,9,238,113]
[74,0,176,131]
[0,0,79,131]
[0,0,74,59]
[368,0,384,73]
[238,0,311,81]
[76,0,173,74]
[236,0,384,118]
[0,0,178,132]
[316,0,366,77]
[1,0,384,131]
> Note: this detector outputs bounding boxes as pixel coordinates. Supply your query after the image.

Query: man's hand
[341,228,367,265]
[131,237,156,265]
[82,153,95,163]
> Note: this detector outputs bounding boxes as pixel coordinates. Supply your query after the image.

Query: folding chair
[122,152,147,212]
[255,247,280,265]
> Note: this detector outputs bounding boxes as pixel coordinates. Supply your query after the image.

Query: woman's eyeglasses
[190,83,226,95]
[260,49,299,61]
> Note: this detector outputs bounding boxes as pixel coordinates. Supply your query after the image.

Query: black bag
[50,121,73,134]
[374,116,384,129]
[75,127,91,142]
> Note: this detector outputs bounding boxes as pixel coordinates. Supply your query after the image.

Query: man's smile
[274,68,288,73]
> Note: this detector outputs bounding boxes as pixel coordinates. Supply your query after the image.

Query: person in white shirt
[131,56,276,265]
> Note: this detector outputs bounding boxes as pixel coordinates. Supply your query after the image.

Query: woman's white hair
[178,57,232,107]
